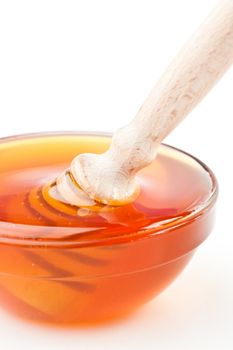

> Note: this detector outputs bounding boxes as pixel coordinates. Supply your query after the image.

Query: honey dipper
[47,0,233,209]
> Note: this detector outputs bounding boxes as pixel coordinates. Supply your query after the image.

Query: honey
[0,132,217,324]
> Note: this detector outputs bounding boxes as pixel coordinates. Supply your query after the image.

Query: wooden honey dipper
[46,0,233,209]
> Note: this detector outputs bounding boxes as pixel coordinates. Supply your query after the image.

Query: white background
[0,0,232,349]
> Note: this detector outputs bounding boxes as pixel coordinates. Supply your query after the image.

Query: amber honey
[0,132,217,325]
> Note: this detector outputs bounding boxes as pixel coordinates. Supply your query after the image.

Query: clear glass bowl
[0,132,218,325]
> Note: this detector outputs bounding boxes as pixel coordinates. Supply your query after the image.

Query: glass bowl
[0,132,218,325]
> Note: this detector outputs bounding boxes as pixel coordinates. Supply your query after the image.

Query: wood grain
[59,0,233,205]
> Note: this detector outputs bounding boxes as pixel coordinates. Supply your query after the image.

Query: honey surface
[0,135,212,238]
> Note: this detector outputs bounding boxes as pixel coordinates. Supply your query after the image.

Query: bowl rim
[0,131,218,248]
